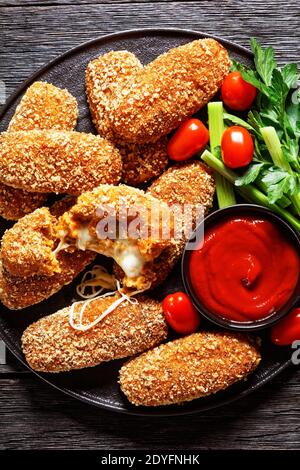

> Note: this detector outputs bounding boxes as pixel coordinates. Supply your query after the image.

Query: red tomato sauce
[189,216,300,322]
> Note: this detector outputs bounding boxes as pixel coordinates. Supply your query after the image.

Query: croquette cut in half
[21,295,168,373]
[119,331,261,406]
[0,130,122,194]
[0,81,79,220]
[54,184,174,290]
[0,197,96,310]
[114,161,215,289]
[1,196,77,278]
[86,51,168,186]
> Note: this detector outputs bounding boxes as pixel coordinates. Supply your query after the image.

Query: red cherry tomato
[167,118,209,161]
[162,292,201,334]
[221,125,254,169]
[221,71,257,111]
[271,308,300,346]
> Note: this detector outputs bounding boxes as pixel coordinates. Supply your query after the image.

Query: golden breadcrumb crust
[0,81,78,220]
[149,160,215,210]
[0,185,47,221]
[119,331,261,406]
[112,39,231,144]
[8,81,78,132]
[0,249,95,310]
[0,197,96,309]
[86,51,168,186]
[1,207,59,278]
[0,130,122,194]
[22,295,168,372]
[0,197,77,278]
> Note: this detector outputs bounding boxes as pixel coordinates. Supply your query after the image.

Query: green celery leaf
[271,69,290,110]
[286,88,300,137]
[232,60,271,97]
[261,167,290,185]
[223,112,255,131]
[250,38,277,86]
[281,63,299,88]
[267,179,292,204]
[282,139,300,168]
[235,163,267,186]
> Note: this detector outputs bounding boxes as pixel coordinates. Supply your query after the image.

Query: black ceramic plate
[0,28,295,416]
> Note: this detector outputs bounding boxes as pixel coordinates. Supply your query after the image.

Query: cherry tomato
[162,291,201,334]
[167,118,209,161]
[271,308,300,346]
[221,71,257,111]
[221,125,254,169]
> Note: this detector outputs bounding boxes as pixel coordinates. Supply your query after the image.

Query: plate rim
[0,27,293,416]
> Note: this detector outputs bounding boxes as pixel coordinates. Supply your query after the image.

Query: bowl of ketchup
[182,204,300,331]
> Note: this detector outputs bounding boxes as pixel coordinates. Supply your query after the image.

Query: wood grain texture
[1,1,299,96]
[0,0,300,450]
[0,367,300,450]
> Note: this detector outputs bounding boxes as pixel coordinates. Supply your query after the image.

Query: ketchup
[189,216,299,322]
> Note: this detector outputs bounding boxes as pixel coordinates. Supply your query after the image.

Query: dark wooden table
[1,0,300,451]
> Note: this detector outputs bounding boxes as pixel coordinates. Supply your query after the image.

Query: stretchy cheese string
[76,265,116,299]
[52,235,70,256]
[69,265,148,332]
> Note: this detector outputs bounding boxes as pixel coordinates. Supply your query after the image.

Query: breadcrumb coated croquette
[86,51,168,186]
[21,295,168,372]
[0,130,122,194]
[86,51,142,140]
[56,184,173,289]
[149,160,215,211]
[118,140,168,187]
[0,249,95,310]
[1,207,59,278]
[119,331,261,406]
[114,161,215,289]
[0,185,47,221]
[8,81,78,132]
[112,39,231,144]
[0,81,78,220]
[0,197,96,310]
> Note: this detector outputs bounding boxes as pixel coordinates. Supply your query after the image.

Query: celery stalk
[260,127,291,172]
[261,126,300,215]
[208,102,236,208]
[201,150,300,232]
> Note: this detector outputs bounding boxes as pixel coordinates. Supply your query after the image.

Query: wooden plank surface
[1,1,300,97]
[1,367,300,450]
[0,0,300,450]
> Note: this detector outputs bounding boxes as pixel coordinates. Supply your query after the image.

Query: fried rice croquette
[0,250,95,310]
[0,81,78,220]
[8,81,78,132]
[112,39,231,144]
[21,295,168,372]
[0,186,47,221]
[1,196,76,278]
[114,161,215,289]
[55,184,173,289]
[86,51,168,186]
[119,331,261,406]
[0,197,96,310]
[1,207,60,278]
[0,130,122,194]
